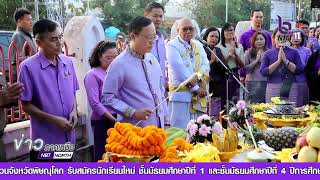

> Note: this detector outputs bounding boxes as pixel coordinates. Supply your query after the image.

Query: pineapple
[264,127,299,151]
[240,126,299,151]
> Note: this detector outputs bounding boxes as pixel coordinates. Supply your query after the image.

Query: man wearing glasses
[102,16,166,128]
[166,17,209,129]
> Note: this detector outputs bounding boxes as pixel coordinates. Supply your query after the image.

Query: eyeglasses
[182,27,194,32]
[139,34,158,41]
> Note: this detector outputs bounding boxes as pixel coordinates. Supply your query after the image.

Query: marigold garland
[104,122,167,157]
[160,138,193,162]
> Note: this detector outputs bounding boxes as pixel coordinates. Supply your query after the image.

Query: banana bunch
[180,143,220,162]
[211,128,239,152]
[165,127,187,146]
[251,103,275,112]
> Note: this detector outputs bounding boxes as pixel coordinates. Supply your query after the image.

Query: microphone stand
[196,37,249,114]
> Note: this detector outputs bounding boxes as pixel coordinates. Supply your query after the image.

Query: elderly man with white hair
[166,17,210,129]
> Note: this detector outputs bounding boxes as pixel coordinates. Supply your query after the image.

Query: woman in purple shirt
[291,30,311,106]
[305,49,320,102]
[84,41,118,161]
[244,31,268,103]
[260,28,304,106]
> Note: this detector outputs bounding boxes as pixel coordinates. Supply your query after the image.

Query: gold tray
[253,112,317,128]
[274,148,296,162]
[290,152,298,162]
[251,103,276,112]
[218,144,250,162]
[218,151,238,162]
[105,152,155,162]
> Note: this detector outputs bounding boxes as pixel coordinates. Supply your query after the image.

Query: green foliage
[67,2,86,16]
[185,0,271,30]
[0,0,22,30]
[0,0,51,30]
[0,0,314,32]
[299,0,312,21]
[239,124,264,145]
[90,0,169,33]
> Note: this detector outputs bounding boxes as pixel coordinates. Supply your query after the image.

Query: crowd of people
[1,2,320,162]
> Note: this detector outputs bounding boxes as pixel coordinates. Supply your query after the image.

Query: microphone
[195,36,208,46]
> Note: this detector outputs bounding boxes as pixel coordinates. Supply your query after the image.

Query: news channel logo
[277,15,302,47]
[14,133,75,160]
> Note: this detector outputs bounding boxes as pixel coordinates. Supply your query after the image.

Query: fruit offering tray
[263,103,306,119]
[104,152,156,162]
[222,143,251,162]
[251,103,276,112]
[263,110,306,119]
[253,111,317,127]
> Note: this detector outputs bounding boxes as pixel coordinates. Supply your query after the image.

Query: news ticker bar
[1,163,320,178]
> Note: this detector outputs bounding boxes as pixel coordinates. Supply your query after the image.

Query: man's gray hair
[170,18,201,40]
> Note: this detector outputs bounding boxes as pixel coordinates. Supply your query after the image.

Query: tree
[297,0,319,22]
[65,0,87,16]
[0,0,22,30]
[90,0,169,33]
[185,0,271,30]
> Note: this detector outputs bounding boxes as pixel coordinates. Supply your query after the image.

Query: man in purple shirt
[239,10,272,52]
[144,2,169,125]
[102,16,166,128]
[144,2,166,76]
[18,19,79,161]
[239,9,272,94]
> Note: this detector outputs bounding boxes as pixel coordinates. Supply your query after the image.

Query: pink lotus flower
[248,117,255,125]
[236,100,246,110]
[229,107,237,114]
[197,114,210,124]
[212,122,223,135]
[228,121,239,129]
[199,124,211,136]
[189,124,198,136]
[186,120,195,131]
[237,109,244,116]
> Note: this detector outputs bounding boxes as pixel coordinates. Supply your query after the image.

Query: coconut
[298,146,318,162]
[306,127,320,148]
[245,148,277,162]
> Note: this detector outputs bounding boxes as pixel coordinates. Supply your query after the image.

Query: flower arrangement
[186,114,223,144]
[228,100,254,129]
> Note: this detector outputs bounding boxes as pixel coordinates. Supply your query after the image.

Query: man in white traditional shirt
[166,17,210,129]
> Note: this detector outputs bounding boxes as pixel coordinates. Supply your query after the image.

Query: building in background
[270,0,296,30]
